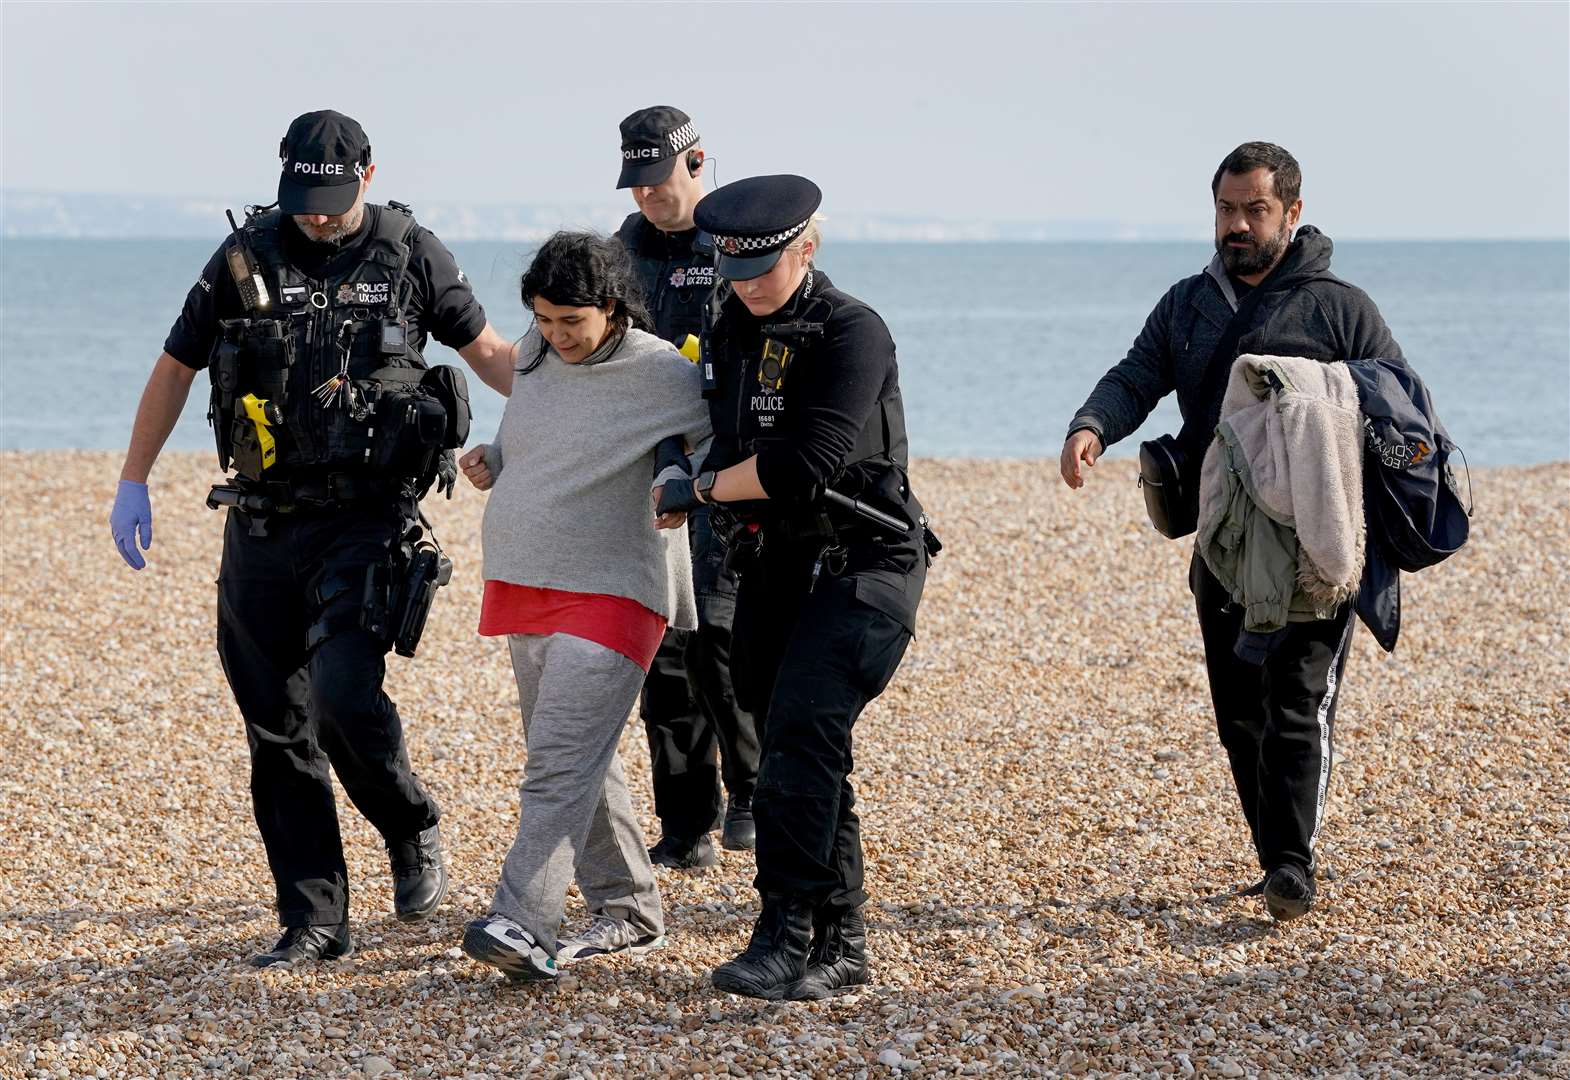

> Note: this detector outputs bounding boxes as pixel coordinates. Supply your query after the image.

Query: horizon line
[3,189,1567,244]
[5,232,1568,244]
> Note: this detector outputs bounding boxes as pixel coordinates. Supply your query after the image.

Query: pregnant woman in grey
[457,232,711,982]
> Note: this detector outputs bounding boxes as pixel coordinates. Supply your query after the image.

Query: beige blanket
[1199,354,1366,617]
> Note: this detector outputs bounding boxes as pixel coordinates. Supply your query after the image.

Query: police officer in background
[658,175,932,1000]
[615,106,760,868]
[108,110,518,967]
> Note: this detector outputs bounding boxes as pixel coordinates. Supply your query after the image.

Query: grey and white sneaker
[556,914,666,964]
[462,914,557,982]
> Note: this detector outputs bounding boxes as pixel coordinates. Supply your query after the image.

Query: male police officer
[1060,142,1402,921]
[616,106,760,869]
[109,110,517,966]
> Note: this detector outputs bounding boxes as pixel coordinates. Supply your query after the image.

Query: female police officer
[656,175,931,1000]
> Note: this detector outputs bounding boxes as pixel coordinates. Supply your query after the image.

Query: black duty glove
[436,449,457,500]
[657,477,703,516]
[654,435,690,479]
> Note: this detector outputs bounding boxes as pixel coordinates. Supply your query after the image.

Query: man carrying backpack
[1058,142,1403,921]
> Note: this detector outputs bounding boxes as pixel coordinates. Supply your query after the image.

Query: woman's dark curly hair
[517,231,653,373]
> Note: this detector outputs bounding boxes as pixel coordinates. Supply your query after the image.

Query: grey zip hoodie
[478,326,712,630]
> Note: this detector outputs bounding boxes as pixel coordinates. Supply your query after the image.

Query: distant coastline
[0,188,1194,242]
[11,189,1567,244]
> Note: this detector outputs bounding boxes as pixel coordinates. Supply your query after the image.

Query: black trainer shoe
[388,823,448,921]
[1264,864,1316,921]
[1237,877,1267,898]
[795,906,869,1000]
[711,893,813,1000]
[721,796,756,852]
[649,832,718,870]
[249,922,352,968]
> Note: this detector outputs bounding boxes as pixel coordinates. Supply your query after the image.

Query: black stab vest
[708,277,914,526]
[208,204,431,481]
[616,214,718,345]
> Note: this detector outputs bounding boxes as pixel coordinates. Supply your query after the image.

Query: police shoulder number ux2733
[616,212,718,348]
[208,202,470,504]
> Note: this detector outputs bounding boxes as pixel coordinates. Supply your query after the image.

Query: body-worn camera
[758,338,794,391]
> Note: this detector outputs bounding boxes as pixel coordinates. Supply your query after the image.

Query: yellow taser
[239,393,281,471]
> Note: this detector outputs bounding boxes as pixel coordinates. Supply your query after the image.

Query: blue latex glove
[110,480,153,570]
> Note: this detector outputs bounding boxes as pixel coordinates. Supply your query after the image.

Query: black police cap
[277,110,371,216]
[693,174,822,281]
[618,106,699,189]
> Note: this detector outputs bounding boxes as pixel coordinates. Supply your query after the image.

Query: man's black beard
[294,205,365,247]
[1216,222,1290,277]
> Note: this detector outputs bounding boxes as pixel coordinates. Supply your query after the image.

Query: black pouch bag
[1137,433,1197,538]
[420,364,471,449]
[1137,278,1272,539]
[369,388,447,479]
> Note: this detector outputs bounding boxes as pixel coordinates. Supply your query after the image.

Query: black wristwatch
[695,470,717,503]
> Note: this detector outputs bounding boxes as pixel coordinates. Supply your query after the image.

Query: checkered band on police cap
[666,121,699,155]
[693,174,823,261]
[711,219,810,257]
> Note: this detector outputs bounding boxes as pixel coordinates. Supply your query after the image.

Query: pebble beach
[2,450,1567,1079]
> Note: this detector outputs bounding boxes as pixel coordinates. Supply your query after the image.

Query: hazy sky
[3,2,1567,239]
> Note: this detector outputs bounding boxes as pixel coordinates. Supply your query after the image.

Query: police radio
[225,210,271,312]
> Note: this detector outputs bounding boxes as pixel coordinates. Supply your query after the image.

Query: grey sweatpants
[491,632,664,956]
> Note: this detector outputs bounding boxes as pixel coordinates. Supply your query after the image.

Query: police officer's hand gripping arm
[656,310,887,520]
[651,426,715,529]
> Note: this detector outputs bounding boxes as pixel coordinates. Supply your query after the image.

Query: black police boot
[1263,863,1317,921]
[710,893,813,1000]
[795,906,869,1000]
[649,832,719,870]
[388,823,448,921]
[1237,877,1267,898]
[721,795,756,852]
[249,922,352,968]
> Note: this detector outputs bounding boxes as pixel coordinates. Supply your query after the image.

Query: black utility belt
[207,473,406,515]
[760,516,912,558]
[757,505,939,567]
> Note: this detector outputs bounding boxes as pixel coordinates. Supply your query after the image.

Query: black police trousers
[639,506,760,839]
[731,553,915,914]
[215,505,440,927]
[1192,556,1355,875]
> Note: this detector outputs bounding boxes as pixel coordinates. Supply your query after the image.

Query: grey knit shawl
[479,326,712,630]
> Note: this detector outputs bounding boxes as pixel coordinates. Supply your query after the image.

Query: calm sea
[2,238,1566,463]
